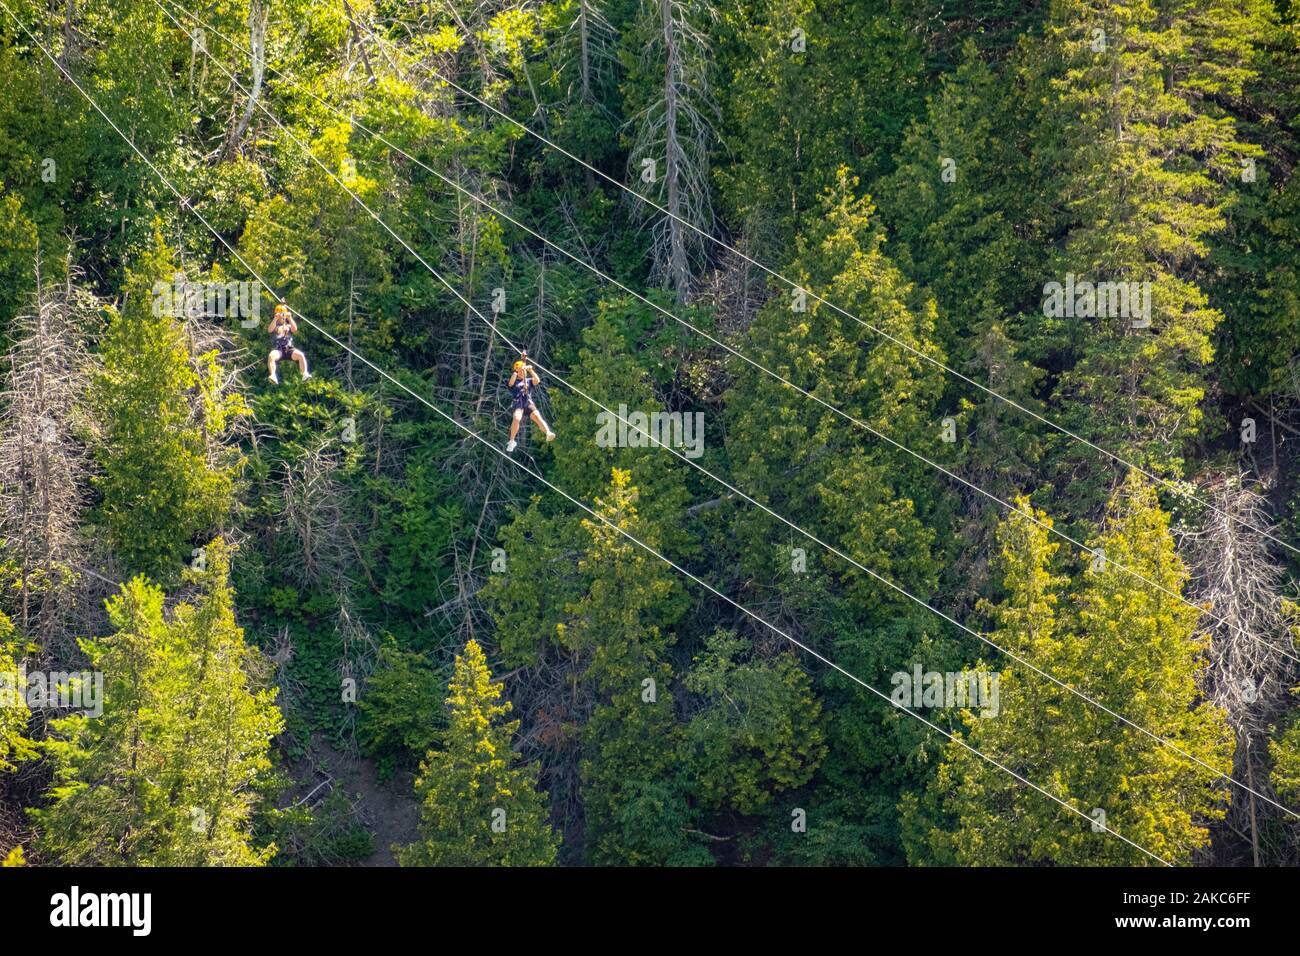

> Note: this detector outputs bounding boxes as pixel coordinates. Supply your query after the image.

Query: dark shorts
[504,387,530,413]
[272,336,294,356]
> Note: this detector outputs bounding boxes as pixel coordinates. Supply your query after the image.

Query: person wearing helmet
[506,351,555,452]
[268,303,311,385]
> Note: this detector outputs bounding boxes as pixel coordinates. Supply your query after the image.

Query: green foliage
[397,639,558,866]
[357,638,447,778]
[260,786,375,867]
[1213,172,1300,401]
[567,469,694,864]
[681,630,826,814]
[715,0,927,256]
[89,232,244,584]
[726,170,946,647]
[0,194,39,338]
[3,0,1298,871]
[904,477,1234,865]
[548,300,697,549]
[33,538,283,865]
[878,43,1048,497]
[1268,603,1300,824]
[1027,0,1271,502]
[0,609,35,772]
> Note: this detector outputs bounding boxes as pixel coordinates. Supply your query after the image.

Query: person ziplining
[506,350,555,453]
[267,303,311,384]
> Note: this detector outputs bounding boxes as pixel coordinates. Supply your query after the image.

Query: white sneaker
[546,432,556,442]
[506,439,517,453]
[302,370,312,381]
[269,369,280,385]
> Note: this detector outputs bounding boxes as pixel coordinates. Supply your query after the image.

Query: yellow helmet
[513,360,526,372]
[275,303,290,315]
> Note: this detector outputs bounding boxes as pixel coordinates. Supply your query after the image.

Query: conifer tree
[397,639,558,866]
[726,169,947,658]
[680,629,826,814]
[878,42,1048,499]
[568,469,704,864]
[1031,0,1271,503]
[714,0,926,257]
[721,171,958,864]
[1268,602,1300,863]
[904,476,1234,865]
[547,300,695,549]
[33,538,282,865]
[89,233,243,583]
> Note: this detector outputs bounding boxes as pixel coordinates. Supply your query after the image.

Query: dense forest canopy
[0,0,1297,868]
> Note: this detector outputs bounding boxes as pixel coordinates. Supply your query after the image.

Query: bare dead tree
[340,0,377,83]
[57,0,78,72]
[1181,473,1298,865]
[280,437,357,588]
[0,252,99,656]
[692,239,769,337]
[554,0,619,192]
[627,0,718,305]
[335,590,379,742]
[568,0,617,115]
[343,265,370,390]
[225,0,268,159]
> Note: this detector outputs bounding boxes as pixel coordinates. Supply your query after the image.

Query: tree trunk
[660,0,689,305]
[225,0,267,159]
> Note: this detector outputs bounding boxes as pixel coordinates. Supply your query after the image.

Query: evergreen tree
[1268,602,1300,863]
[567,469,704,864]
[904,476,1234,865]
[1207,5,1299,412]
[33,538,282,865]
[3,0,1297,873]
[357,638,447,777]
[1030,0,1272,505]
[680,629,826,814]
[714,0,926,257]
[721,170,960,864]
[397,639,558,866]
[547,299,696,550]
[878,42,1049,500]
[89,233,243,583]
[726,169,948,664]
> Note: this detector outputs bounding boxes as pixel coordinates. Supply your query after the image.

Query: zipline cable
[158,0,1300,675]
[395,19,1300,563]
[159,0,1296,822]
[0,0,1174,866]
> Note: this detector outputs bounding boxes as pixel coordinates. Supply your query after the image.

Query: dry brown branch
[1181,472,1298,864]
[0,251,100,656]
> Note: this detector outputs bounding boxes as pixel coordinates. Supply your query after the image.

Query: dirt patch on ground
[305,735,419,866]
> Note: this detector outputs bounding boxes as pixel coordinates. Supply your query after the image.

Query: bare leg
[530,409,555,439]
[509,409,523,442]
[293,349,311,379]
[268,350,281,383]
